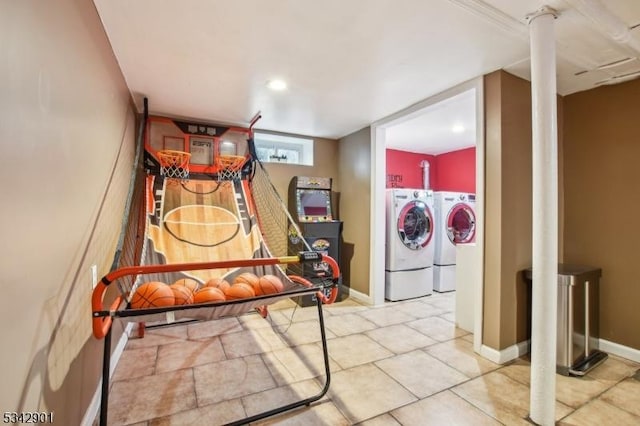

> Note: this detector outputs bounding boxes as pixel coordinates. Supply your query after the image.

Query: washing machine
[385,189,435,301]
[433,192,476,292]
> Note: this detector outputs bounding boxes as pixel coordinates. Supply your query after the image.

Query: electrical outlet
[90,264,98,289]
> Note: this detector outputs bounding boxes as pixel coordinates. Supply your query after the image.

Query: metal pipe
[584,280,591,355]
[420,160,430,190]
[527,6,559,426]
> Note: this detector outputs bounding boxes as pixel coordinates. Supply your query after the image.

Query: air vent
[575,57,637,76]
[596,57,635,70]
[594,70,640,86]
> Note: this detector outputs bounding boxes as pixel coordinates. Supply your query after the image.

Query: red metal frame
[92,254,339,339]
[249,111,262,137]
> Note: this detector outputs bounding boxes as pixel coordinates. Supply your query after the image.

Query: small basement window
[254,132,313,166]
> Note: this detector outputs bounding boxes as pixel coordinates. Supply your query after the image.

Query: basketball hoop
[157,150,191,180]
[216,155,246,181]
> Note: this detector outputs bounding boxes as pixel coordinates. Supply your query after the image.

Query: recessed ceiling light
[452,124,465,133]
[266,79,287,91]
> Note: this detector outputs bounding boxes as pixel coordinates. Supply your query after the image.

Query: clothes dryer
[433,192,476,292]
[385,189,435,301]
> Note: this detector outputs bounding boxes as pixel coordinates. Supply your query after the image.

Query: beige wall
[0,1,135,423]
[338,127,371,294]
[563,79,640,350]
[483,69,640,354]
[482,71,505,349]
[261,136,340,207]
[483,71,538,350]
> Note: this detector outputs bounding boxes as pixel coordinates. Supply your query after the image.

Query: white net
[216,155,245,181]
[249,161,311,276]
[157,150,191,179]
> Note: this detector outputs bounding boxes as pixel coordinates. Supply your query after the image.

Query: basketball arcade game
[91,102,340,426]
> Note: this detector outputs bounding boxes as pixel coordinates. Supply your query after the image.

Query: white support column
[527,6,559,426]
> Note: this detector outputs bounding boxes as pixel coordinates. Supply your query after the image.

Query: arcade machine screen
[297,189,332,220]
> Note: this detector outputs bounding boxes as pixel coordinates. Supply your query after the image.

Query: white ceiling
[385,88,477,155]
[94,0,640,150]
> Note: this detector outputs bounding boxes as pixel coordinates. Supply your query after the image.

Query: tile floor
[104,292,640,425]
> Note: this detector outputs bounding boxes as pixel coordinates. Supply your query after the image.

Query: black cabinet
[296,221,343,306]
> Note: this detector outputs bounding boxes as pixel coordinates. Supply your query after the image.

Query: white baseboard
[599,338,640,363]
[480,338,640,366]
[345,287,374,306]
[81,322,134,426]
[479,344,501,363]
[480,340,531,364]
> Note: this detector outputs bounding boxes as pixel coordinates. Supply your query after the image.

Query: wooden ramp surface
[147,178,262,283]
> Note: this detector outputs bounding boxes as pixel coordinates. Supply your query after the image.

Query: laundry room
[382,86,481,334]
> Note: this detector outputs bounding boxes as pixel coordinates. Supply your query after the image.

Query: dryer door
[446,203,476,244]
[397,200,434,250]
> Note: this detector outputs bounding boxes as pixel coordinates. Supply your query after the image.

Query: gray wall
[0,1,135,423]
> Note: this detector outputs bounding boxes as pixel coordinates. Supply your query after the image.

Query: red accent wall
[386,147,476,192]
[435,147,476,193]
[386,149,436,189]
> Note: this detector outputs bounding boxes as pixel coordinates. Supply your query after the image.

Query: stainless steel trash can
[524,264,608,376]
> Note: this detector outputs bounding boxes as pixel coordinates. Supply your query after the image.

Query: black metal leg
[314,295,332,399]
[223,297,332,426]
[99,326,112,426]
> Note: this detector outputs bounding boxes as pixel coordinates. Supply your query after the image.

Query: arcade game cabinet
[288,176,344,306]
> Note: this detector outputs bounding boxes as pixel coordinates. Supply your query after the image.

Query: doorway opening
[370,77,485,352]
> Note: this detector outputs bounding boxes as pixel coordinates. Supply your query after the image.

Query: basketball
[225,283,255,300]
[169,283,194,305]
[171,278,200,294]
[131,282,175,309]
[193,287,226,304]
[234,272,260,295]
[205,277,231,293]
[258,275,284,295]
